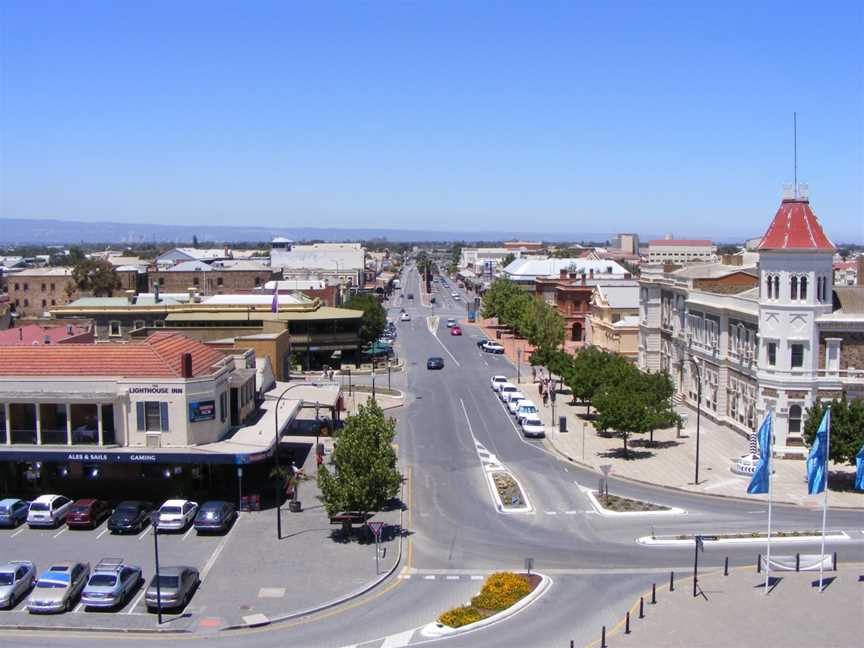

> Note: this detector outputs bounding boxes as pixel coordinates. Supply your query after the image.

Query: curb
[580,485,686,516]
[419,572,552,639]
[638,530,852,546]
[0,625,191,635]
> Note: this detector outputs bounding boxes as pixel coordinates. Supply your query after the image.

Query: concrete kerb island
[579,485,686,517]
[638,530,852,547]
[474,439,533,514]
[419,572,552,640]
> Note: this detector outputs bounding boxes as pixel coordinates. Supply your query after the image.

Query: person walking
[542,389,549,408]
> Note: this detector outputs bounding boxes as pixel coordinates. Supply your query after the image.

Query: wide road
[6,262,861,648]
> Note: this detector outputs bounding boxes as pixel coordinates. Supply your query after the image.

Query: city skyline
[1,2,862,242]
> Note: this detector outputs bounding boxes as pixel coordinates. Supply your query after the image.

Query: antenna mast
[793,112,798,198]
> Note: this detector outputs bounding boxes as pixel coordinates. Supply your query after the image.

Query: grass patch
[493,472,525,508]
[593,492,670,512]
[438,572,540,628]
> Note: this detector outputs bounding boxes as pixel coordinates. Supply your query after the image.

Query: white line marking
[430,327,461,367]
[565,510,579,515]
[96,527,109,539]
[470,575,483,580]
[53,527,68,539]
[445,575,460,580]
[182,525,194,541]
[199,517,239,582]
[74,601,84,612]
[138,526,152,541]
[127,586,147,614]
[11,525,27,538]
[381,629,416,648]
[423,575,436,580]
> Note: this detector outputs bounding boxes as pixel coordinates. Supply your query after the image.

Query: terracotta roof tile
[758,199,835,251]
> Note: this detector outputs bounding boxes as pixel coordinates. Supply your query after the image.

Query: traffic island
[639,529,851,546]
[420,571,551,639]
[580,485,685,516]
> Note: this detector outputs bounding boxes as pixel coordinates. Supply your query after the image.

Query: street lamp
[149,511,163,625]
[687,355,703,486]
[272,382,315,539]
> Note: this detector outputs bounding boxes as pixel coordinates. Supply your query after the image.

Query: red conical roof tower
[758,191,835,252]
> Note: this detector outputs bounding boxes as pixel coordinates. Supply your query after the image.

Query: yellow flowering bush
[438,605,483,628]
[470,572,532,611]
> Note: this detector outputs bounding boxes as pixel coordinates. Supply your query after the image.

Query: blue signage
[189,400,216,423]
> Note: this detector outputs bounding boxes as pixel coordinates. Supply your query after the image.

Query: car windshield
[160,506,182,515]
[30,502,49,511]
[154,575,180,588]
[115,505,138,515]
[70,505,90,513]
[520,405,537,413]
[38,573,70,587]
[0,505,10,513]
[525,418,542,425]
[88,574,117,587]
[0,572,14,585]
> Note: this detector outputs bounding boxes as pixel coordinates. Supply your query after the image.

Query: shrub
[438,606,483,628]
[471,572,532,611]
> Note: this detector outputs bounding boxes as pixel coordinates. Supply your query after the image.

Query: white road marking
[545,511,558,515]
[96,527,109,539]
[445,575,460,580]
[431,329,461,367]
[381,629,416,648]
[470,575,484,580]
[74,601,84,612]
[53,527,68,539]
[138,526,152,541]
[423,575,436,580]
[748,510,767,514]
[199,516,240,582]
[398,574,412,580]
[127,586,147,614]
[564,510,579,515]
[182,525,194,541]
[11,525,27,538]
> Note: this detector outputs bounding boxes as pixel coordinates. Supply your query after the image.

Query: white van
[27,494,73,528]
[498,384,518,402]
[515,400,539,424]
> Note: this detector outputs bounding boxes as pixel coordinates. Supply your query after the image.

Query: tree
[500,252,516,268]
[523,298,564,350]
[803,398,864,465]
[642,371,679,445]
[342,294,386,346]
[317,399,402,520]
[592,364,652,458]
[69,258,120,297]
[480,278,521,321]
[569,347,628,415]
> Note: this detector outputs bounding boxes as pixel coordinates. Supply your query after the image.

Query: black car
[107,501,154,534]
[407,293,414,300]
[193,501,237,534]
[426,357,445,370]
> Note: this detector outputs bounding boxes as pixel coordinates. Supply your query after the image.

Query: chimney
[581,272,586,286]
[589,269,594,279]
[559,269,567,279]
[66,325,73,335]
[44,335,51,345]
[181,352,193,378]
[154,283,161,303]
[125,289,135,305]
[19,328,23,341]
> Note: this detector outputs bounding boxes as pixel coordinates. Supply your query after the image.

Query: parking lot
[0,510,238,630]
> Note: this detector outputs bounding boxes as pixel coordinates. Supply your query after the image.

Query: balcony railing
[818,368,864,380]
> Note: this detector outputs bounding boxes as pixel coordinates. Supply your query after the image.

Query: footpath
[475,319,862,508]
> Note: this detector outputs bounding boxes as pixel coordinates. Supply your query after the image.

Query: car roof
[32,494,63,503]
[428,356,444,361]
[0,498,23,506]
[45,561,79,572]
[523,417,543,425]
[0,561,32,572]
[116,500,148,508]
[161,499,188,507]
[72,498,98,506]
[156,566,193,576]
[492,375,507,380]
[199,500,229,509]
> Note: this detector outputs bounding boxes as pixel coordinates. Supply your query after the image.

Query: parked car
[453,295,460,301]
[155,500,199,532]
[515,400,539,424]
[505,392,526,413]
[451,292,458,297]
[27,495,72,528]
[27,561,90,613]
[490,375,508,391]
[108,501,154,534]
[407,293,414,300]
[0,498,29,528]
[0,561,36,609]
[446,318,456,328]
[498,384,519,402]
[521,415,546,438]
[400,312,411,321]
[426,357,445,370]
[145,566,200,612]
[477,337,492,349]
[430,296,436,304]
[482,341,505,354]
[194,501,237,534]
[81,558,142,610]
[451,326,462,336]
[67,499,112,530]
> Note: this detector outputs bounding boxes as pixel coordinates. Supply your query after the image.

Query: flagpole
[764,411,773,595]
[818,408,830,592]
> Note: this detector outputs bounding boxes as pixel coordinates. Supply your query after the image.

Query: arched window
[766,275,774,299]
[799,276,807,301]
[790,275,798,300]
[788,404,802,434]
[572,323,582,342]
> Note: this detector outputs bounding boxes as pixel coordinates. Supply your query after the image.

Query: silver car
[27,561,90,613]
[145,566,200,611]
[0,561,36,609]
[81,558,142,610]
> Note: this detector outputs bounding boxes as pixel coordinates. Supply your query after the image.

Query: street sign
[524,557,534,575]
[367,521,385,541]
[599,464,612,477]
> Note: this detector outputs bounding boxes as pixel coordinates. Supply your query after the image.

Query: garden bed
[493,472,526,508]
[593,492,670,512]
[672,530,845,541]
[437,572,541,628]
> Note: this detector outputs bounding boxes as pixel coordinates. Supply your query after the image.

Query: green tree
[342,294,386,346]
[69,258,120,297]
[803,398,864,465]
[317,399,402,519]
[569,346,628,415]
[592,364,652,458]
[643,371,679,445]
[523,298,564,350]
[500,252,516,268]
[480,278,521,321]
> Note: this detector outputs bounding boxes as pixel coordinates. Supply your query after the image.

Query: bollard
[625,611,630,634]
[833,551,837,571]
[670,570,674,591]
[601,626,607,648]
[724,556,729,576]
[651,582,656,604]
[757,553,762,573]
[639,596,644,619]
[570,641,574,648]
[795,553,800,572]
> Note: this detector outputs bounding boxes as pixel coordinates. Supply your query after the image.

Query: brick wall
[148,269,275,294]
[818,332,864,370]
[7,274,79,317]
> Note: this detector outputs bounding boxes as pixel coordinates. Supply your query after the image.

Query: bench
[329,512,372,534]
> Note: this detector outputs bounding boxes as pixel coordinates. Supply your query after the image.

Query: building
[5,268,78,318]
[611,233,640,256]
[270,239,366,288]
[458,248,514,277]
[639,186,864,456]
[0,323,93,346]
[833,257,862,286]
[647,239,717,264]
[504,257,630,289]
[153,247,233,268]
[260,279,344,307]
[586,283,640,360]
[147,260,274,295]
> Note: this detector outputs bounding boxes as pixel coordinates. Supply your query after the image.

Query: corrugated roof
[758,198,835,251]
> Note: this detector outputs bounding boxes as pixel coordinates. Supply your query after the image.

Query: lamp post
[687,355,703,486]
[149,512,163,626]
[516,348,522,385]
[273,382,313,539]
[371,365,376,401]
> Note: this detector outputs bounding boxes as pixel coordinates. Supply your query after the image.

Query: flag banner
[747,412,772,495]
[271,289,279,313]
[855,444,864,491]
[806,409,830,495]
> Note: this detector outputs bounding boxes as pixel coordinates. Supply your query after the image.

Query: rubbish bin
[496,330,501,340]
[559,416,567,433]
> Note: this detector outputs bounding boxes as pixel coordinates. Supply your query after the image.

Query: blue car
[0,499,29,528]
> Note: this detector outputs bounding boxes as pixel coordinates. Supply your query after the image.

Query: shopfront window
[40,403,68,445]
[70,404,99,445]
[9,403,36,444]
[101,404,116,445]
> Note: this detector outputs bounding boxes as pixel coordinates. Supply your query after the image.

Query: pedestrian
[542,391,549,407]
[538,381,545,397]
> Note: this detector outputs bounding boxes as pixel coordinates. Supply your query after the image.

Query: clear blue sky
[2,1,862,241]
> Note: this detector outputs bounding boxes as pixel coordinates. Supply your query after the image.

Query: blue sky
[1,1,862,241]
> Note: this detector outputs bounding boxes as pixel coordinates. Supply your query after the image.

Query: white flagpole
[818,409,831,592]
[764,413,773,595]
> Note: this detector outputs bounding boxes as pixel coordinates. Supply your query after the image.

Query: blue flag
[747,411,772,495]
[855,444,864,491]
[806,408,830,495]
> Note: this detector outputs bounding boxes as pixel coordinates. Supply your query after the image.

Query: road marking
[53,527,68,539]
[423,575,436,580]
[74,601,84,612]
[182,525,194,541]
[138,526,152,541]
[565,510,579,515]
[545,511,558,515]
[11,525,27,538]
[445,575,460,580]
[470,575,484,580]
[381,629,415,648]
[748,510,767,514]
[96,527,109,539]
[127,586,147,614]
[200,516,239,583]
[430,328,461,367]
[398,574,412,580]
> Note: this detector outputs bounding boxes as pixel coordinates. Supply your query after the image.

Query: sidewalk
[610,567,861,648]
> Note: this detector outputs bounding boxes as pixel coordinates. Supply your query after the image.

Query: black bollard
[651,582,656,604]
[639,596,644,619]
[796,553,800,572]
[670,570,674,591]
[570,642,574,648]
[833,551,837,571]
[724,556,729,576]
[757,553,762,573]
[625,611,630,634]
[601,626,607,648]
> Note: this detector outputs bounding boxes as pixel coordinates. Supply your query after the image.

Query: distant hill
[0,217,622,245]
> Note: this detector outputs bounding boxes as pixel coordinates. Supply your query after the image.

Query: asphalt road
[3,263,861,648]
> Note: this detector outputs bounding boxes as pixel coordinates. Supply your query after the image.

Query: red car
[67,498,112,530]
[450,326,462,336]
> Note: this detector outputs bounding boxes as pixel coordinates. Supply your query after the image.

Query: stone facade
[148,268,275,295]
[6,269,78,318]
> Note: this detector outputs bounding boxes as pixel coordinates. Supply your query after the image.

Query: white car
[521,415,546,438]
[155,500,199,532]
[490,375,508,391]
[27,495,72,528]
[482,341,505,354]
[446,318,456,328]
[504,392,525,413]
[498,384,518,402]
[515,400,539,424]
[400,312,411,321]
[453,295,460,301]
[451,292,458,297]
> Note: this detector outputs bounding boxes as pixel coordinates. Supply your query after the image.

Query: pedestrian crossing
[398,572,484,581]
